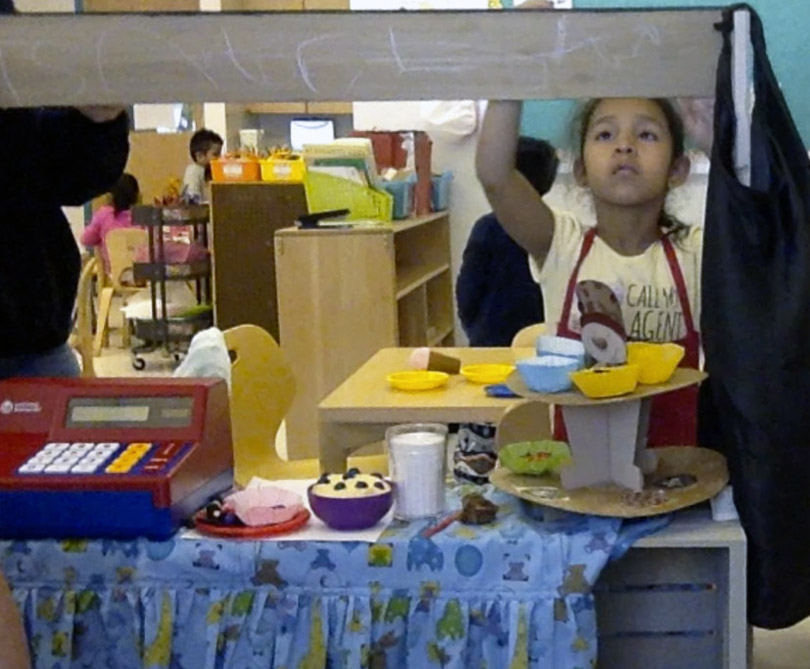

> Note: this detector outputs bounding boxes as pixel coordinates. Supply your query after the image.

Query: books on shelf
[302,137,381,189]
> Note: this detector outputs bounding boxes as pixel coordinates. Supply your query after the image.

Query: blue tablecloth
[1,489,666,669]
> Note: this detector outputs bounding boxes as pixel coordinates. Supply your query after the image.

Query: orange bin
[211,158,261,183]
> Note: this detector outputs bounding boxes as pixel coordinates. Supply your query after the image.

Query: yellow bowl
[460,363,516,385]
[570,364,640,399]
[626,342,685,384]
[387,370,449,392]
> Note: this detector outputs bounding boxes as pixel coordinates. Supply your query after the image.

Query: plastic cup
[386,423,447,519]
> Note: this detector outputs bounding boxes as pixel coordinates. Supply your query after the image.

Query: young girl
[476,98,700,446]
[80,173,141,274]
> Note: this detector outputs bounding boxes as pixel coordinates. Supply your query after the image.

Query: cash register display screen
[66,396,194,429]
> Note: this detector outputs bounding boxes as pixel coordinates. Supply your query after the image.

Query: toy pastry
[575,280,627,365]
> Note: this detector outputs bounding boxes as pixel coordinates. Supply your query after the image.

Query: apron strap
[661,235,697,336]
[557,227,597,336]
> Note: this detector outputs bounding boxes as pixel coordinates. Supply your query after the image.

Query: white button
[71,463,99,473]
[44,463,72,473]
[96,442,120,450]
[42,442,69,454]
[18,463,44,473]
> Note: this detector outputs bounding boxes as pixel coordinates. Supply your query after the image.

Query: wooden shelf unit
[275,212,453,459]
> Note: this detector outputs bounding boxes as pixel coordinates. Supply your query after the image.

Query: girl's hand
[676,97,715,155]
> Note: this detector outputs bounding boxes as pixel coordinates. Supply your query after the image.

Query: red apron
[554,228,700,446]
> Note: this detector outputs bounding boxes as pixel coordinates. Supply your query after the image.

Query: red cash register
[0,377,233,539]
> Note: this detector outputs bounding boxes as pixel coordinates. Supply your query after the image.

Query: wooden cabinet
[211,183,308,342]
[275,212,454,459]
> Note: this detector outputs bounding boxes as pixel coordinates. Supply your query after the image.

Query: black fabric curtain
[700,4,810,628]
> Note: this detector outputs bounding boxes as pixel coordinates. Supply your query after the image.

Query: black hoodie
[0,108,129,356]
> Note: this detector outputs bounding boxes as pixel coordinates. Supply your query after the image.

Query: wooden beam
[0,9,722,107]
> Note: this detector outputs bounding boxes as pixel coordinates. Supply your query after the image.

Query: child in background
[182,128,223,203]
[80,173,140,273]
[477,97,700,446]
[456,136,558,347]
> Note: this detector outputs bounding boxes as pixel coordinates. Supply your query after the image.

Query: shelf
[133,259,211,282]
[396,262,449,300]
[427,324,454,347]
[244,101,353,116]
[245,102,306,115]
[132,204,210,227]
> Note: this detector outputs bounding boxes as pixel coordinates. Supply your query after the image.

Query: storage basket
[431,171,453,211]
[261,154,306,183]
[381,180,413,219]
[211,158,261,183]
[304,170,393,222]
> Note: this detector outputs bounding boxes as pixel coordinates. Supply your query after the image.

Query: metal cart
[130,204,213,370]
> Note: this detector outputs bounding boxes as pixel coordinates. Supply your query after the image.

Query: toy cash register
[0,377,233,539]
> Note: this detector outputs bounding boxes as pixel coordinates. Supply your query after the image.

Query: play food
[308,470,394,530]
[499,440,571,476]
[460,363,515,384]
[387,370,449,391]
[409,348,462,374]
[569,364,640,398]
[627,342,685,384]
[224,486,304,527]
[536,335,586,365]
[516,355,580,393]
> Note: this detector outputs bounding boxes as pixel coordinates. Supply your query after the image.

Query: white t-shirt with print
[530,210,703,343]
[183,162,206,202]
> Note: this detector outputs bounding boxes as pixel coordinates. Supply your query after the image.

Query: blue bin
[381,180,413,219]
[431,171,453,211]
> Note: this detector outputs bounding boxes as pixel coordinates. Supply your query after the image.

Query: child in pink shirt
[80,173,140,272]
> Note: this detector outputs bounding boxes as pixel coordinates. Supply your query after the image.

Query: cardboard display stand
[505,367,707,492]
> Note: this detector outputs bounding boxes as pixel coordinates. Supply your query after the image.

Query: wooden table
[318,347,531,472]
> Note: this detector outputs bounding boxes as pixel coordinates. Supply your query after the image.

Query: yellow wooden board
[505,367,707,407]
[490,446,729,518]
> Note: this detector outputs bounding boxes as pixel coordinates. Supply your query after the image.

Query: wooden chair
[70,255,99,378]
[495,399,552,452]
[511,322,547,348]
[93,227,148,356]
[223,324,388,486]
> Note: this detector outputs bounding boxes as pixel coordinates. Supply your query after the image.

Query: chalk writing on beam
[0,11,716,105]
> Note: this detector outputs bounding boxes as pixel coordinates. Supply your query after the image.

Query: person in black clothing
[0,2,130,379]
[456,136,558,346]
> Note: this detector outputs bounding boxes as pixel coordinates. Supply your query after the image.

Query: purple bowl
[307,484,394,530]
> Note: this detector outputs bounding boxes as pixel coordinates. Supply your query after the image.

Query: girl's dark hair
[111,173,140,215]
[575,97,688,241]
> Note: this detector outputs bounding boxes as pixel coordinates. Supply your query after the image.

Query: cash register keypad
[17,442,174,475]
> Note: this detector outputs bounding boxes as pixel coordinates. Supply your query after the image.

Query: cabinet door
[212,184,308,341]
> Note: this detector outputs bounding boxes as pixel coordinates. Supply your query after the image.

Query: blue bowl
[516,355,581,393]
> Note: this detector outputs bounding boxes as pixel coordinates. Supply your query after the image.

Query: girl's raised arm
[476,101,556,267]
